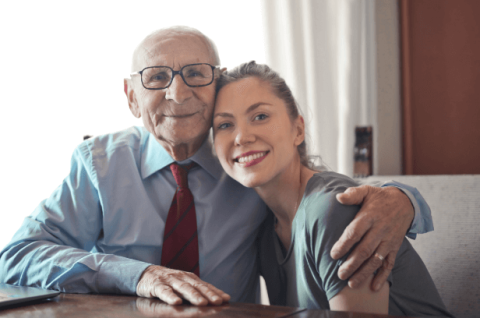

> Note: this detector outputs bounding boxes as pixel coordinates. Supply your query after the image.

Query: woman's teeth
[238,152,267,163]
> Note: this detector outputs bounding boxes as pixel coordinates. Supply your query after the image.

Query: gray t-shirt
[265,171,452,317]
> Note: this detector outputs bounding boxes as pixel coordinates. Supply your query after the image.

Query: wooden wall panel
[400,0,480,174]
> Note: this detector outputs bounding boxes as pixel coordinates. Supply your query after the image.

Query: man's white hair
[131,26,220,72]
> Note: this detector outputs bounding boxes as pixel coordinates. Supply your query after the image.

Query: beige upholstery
[364,175,480,318]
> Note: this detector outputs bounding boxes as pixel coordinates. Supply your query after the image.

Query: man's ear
[124,78,141,118]
[294,115,306,146]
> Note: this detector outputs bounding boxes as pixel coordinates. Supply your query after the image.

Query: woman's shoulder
[299,171,360,233]
[305,171,359,197]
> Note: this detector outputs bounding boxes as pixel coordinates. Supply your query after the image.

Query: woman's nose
[235,125,256,146]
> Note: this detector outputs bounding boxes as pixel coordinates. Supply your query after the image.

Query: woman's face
[213,76,304,188]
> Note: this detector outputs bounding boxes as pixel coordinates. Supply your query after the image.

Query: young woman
[212,61,452,316]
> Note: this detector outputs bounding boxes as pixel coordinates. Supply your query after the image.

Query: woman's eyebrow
[245,102,272,114]
[214,102,272,119]
[214,112,233,119]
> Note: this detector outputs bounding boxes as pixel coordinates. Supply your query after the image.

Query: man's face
[129,34,217,147]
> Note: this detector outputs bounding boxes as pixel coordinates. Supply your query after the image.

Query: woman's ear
[124,78,141,118]
[294,115,306,146]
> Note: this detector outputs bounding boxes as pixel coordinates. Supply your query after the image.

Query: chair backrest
[363,175,480,318]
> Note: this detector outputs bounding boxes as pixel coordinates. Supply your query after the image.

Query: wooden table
[0,294,404,317]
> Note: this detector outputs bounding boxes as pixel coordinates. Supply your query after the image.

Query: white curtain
[261,0,378,176]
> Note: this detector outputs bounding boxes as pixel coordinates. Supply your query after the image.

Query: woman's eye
[254,114,268,121]
[217,123,231,129]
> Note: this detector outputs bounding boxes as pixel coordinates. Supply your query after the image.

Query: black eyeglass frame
[130,63,220,90]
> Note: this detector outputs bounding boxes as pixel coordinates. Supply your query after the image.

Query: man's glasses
[130,63,219,90]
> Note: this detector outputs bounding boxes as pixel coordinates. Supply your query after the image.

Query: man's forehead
[135,33,214,69]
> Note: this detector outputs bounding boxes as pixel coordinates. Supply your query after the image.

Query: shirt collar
[141,131,223,180]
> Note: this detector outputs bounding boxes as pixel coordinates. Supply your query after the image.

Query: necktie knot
[170,162,197,189]
[163,161,199,276]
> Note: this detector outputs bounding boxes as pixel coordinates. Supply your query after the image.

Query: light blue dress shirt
[0,127,433,302]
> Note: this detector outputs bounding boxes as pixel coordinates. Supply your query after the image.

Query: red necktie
[161,162,200,276]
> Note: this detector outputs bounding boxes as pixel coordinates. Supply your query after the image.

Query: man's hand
[331,185,414,291]
[136,265,231,306]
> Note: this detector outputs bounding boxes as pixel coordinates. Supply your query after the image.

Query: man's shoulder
[79,126,148,158]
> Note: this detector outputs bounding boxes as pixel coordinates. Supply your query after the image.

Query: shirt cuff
[381,181,434,239]
[97,255,152,295]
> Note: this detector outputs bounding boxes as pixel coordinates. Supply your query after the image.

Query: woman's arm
[332,182,433,291]
[302,174,390,313]
[329,274,389,314]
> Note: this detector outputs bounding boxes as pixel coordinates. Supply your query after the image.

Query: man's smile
[163,112,198,118]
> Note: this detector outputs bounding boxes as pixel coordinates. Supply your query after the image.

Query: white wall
[374,0,402,175]
[0,0,267,248]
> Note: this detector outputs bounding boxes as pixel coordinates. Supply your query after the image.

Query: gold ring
[374,252,385,262]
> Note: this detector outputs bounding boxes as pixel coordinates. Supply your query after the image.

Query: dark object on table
[0,283,60,308]
[354,126,373,178]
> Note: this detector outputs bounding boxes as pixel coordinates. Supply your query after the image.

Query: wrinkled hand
[331,185,414,291]
[136,265,231,306]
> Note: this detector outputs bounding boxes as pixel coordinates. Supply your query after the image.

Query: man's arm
[330,182,433,291]
[0,144,228,305]
[0,146,150,294]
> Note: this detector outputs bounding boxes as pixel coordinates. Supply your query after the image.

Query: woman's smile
[235,151,270,167]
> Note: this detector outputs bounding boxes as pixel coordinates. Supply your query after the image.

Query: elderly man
[0,26,432,306]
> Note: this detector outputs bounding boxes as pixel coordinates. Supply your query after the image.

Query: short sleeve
[303,189,360,300]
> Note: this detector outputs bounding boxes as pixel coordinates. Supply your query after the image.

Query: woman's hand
[330,185,414,291]
[136,265,231,306]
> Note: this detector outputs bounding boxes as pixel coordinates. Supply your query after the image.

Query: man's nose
[235,124,256,146]
[165,74,193,104]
